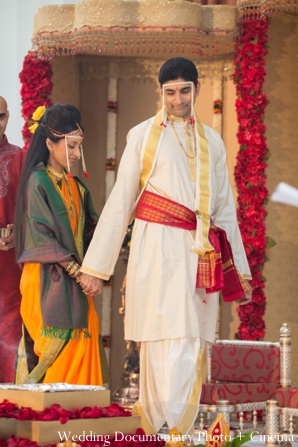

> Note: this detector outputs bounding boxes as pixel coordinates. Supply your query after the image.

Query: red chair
[197,323,292,438]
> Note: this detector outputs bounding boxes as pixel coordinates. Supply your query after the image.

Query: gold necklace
[169,119,197,159]
[46,166,76,218]
[46,165,64,183]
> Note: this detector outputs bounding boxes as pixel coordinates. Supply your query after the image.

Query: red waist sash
[135,190,247,302]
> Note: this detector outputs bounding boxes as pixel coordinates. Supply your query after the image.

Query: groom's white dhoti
[139,338,203,434]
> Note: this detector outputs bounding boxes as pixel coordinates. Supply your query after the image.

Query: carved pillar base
[112,372,139,409]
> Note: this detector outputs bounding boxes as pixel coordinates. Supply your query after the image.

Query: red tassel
[84,171,89,178]
[189,116,195,125]
[67,172,73,178]
[160,121,167,128]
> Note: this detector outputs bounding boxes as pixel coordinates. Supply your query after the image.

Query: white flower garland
[105,76,117,201]
[102,64,118,366]
[213,74,223,136]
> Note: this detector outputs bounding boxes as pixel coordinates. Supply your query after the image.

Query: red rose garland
[0,401,165,447]
[0,400,131,423]
[233,19,269,340]
[19,52,53,150]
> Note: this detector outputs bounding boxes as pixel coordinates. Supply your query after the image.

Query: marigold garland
[19,52,53,150]
[233,19,269,340]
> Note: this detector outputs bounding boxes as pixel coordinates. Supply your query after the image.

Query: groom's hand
[80,273,103,297]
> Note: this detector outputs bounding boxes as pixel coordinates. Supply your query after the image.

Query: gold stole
[139,108,213,255]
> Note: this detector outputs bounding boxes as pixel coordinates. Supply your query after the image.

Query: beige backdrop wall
[263,13,298,386]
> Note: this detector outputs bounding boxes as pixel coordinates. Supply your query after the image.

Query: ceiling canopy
[32,0,297,60]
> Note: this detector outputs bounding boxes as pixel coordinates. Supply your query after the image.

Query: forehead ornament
[160,81,196,127]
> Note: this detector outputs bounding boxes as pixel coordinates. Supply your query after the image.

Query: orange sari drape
[20,177,103,385]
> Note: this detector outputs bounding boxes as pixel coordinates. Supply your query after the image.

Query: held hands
[80,273,103,297]
[0,224,15,251]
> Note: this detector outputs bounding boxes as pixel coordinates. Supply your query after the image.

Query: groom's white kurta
[82,115,251,344]
[82,114,251,433]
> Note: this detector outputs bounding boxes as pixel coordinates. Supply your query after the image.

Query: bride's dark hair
[14,104,82,260]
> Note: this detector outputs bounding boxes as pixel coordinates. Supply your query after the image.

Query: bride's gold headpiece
[29,105,88,178]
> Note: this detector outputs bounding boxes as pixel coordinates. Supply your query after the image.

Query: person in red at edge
[0,96,26,382]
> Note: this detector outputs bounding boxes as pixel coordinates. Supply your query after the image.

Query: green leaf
[264,148,272,161]
[261,275,267,282]
[234,332,239,339]
[263,198,269,205]
[250,38,258,44]
[266,236,277,249]
[265,254,270,262]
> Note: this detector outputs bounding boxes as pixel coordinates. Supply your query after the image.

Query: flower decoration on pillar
[19,53,53,150]
[233,18,270,340]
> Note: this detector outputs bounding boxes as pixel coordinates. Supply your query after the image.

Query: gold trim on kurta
[242,273,252,280]
[140,109,164,191]
[185,122,196,182]
[80,265,110,280]
[195,119,213,255]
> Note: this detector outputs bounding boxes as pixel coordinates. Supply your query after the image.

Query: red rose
[19,52,53,148]
[233,18,269,340]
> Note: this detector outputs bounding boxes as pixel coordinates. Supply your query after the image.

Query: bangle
[65,260,75,274]
[76,273,82,284]
[65,260,81,281]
